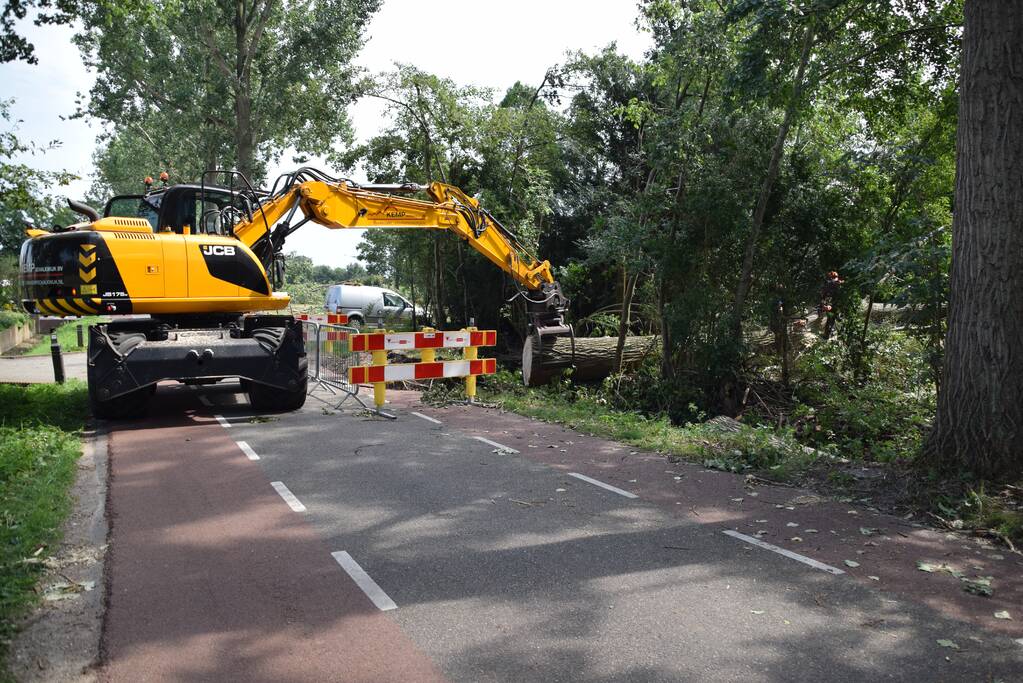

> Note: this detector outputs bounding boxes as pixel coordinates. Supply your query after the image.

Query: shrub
[792,326,934,461]
[0,310,26,332]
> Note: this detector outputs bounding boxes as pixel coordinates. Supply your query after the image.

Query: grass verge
[0,381,88,674]
[425,371,816,479]
[24,317,106,356]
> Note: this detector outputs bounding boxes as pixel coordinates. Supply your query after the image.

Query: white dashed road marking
[270,481,306,512]
[568,472,638,499]
[215,415,231,429]
[331,551,397,611]
[411,411,442,425]
[473,436,519,453]
[236,440,260,461]
[722,530,846,575]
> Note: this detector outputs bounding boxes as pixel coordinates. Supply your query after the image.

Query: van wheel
[347,316,363,329]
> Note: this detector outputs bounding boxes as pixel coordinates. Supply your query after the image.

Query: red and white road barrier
[347,327,497,411]
[297,312,349,325]
[348,329,496,352]
[349,358,496,384]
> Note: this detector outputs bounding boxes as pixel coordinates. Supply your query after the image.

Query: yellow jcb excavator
[19,168,571,417]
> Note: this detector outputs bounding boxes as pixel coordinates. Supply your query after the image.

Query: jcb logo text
[201,245,236,256]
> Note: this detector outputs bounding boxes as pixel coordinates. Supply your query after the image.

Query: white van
[324,283,425,327]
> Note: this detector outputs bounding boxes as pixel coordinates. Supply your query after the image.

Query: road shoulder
[8,426,108,682]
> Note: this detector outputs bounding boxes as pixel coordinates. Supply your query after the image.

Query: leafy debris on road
[936,639,959,650]
[916,561,957,575]
[41,579,95,602]
[962,577,993,597]
[994,610,1012,620]
[844,560,860,568]
[916,561,996,596]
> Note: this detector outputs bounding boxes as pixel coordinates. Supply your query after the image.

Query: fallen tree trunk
[522,335,660,387]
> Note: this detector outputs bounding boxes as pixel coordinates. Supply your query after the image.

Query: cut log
[521,335,660,387]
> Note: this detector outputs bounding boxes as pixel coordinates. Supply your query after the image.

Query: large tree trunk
[522,335,659,387]
[233,3,255,181]
[923,2,1023,480]
[234,88,255,180]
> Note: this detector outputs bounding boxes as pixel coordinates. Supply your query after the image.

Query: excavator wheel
[89,384,154,420]
[246,377,308,412]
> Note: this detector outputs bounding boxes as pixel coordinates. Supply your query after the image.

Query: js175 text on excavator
[19,168,570,418]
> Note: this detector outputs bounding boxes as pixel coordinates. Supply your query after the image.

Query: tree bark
[615,270,639,372]
[923,1,1023,480]
[233,0,255,180]
[522,335,659,387]
[732,23,815,344]
[432,236,445,324]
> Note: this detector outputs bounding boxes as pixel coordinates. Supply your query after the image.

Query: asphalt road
[99,383,1023,682]
[0,351,87,383]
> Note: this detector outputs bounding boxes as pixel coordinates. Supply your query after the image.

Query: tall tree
[0,0,72,63]
[0,99,76,253]
[75,0,380,183]
[924,1,1023,479]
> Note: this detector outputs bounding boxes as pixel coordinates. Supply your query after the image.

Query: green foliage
[932,486,1023,548]
[792,328,935,462]
[0,381,87,670]
[0,310,26,331]
[351,64,566,328]
[0,99,77,253]
[460,368,816,479]
[0,380,88,434]
[0,0,74,63]
[279,252,381,308]
[687,421,814,479]
[24,316,105,356]
[77,0,381,188]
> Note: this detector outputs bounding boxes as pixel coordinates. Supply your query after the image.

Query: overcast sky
[0,0,650,266]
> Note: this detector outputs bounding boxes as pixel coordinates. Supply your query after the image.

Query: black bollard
[50,333,65,384]
[76,324,84,348]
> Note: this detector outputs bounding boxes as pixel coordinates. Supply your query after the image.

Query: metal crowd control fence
[299,317,371,410]
[347,327,498,417]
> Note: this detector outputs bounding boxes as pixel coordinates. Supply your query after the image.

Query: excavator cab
[103,186,251,236]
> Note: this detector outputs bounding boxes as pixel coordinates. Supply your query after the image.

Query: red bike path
[99,389,445,683]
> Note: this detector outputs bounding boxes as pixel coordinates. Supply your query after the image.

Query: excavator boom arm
[233,180,556,291]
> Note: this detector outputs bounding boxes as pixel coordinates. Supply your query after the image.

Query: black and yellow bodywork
[19,169,570,418]
[20,216,289,317]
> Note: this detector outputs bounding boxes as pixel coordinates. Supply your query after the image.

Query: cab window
[104,194,162,231]
[161,189,249,235]
[383,292,404,308]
